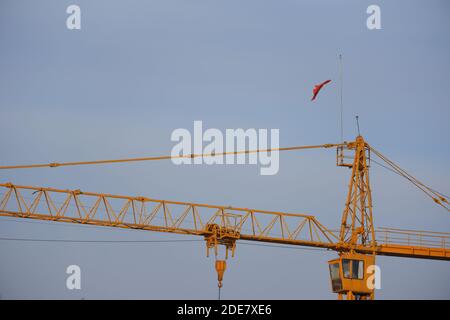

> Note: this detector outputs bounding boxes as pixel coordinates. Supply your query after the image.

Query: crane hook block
[215,260,227,288]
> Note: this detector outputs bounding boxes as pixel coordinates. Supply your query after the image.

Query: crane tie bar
[0,143,344,170]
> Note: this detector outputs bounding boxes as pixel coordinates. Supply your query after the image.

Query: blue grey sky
[0,0,449,299]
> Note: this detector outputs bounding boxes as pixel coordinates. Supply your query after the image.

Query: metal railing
[375,227,450,249]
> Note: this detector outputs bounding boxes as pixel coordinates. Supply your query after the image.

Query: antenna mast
[356,115,361,136]
[339,54,344,142]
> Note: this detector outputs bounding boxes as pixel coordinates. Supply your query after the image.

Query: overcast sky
[0,0,449,299]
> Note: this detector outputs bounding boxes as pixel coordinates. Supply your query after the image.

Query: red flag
[311,79,331,101]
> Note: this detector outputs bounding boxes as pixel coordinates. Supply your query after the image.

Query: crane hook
[215,260,226,299]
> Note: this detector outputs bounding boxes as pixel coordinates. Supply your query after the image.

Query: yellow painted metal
[0,181,448,260]
[215,260,226,288]
[339,136,375,248]
[0,143,343,170]
[0,136,449,299]
[328,253,376,300]
[0,182,338,250]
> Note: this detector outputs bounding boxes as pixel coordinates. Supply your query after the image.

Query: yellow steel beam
[373,244,450,260]
[0,182,338,248]
[0,182,449,261]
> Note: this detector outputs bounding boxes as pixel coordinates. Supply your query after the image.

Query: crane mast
[0,135,449,299]
[338,136,375,248]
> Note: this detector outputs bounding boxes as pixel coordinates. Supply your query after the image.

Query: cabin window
[343,259,364,279]
[352,260,364,280]
[329,263,340,280]
[329,263,342,292]
[342,259,351,278]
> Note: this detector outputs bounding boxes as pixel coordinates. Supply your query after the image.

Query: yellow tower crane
[0,135,449,299]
